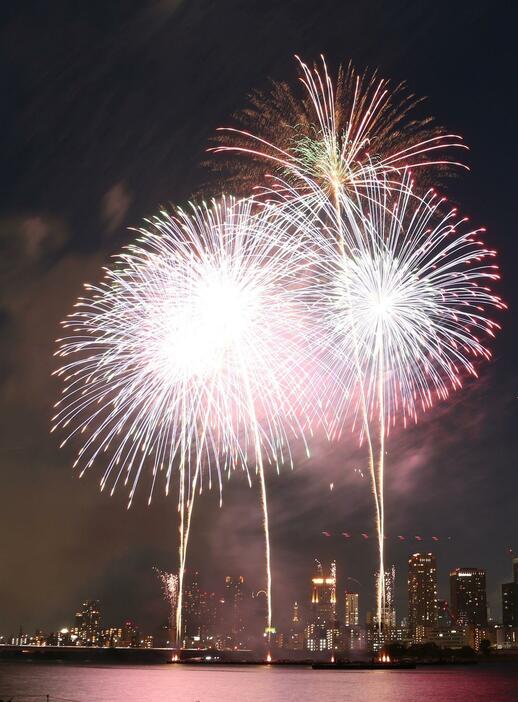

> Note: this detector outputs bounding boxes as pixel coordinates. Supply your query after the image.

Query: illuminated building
[31,629,46,646]
[427,626,468,649]
[341,624,366,651]
[75,600,101,646]
[502,557,518,627]
[502,583,518,626]
[450,568,487,627]
[121,621,140,647]
[287,601,304,650]
[224,575,247,647]
[408,554,438,641]
[367,566,397,651]
[374,565,396,629]
[306,561,338,651]
[311,561,337,621]
[183,570,202,644]
[436,599,452,628]
[142,634,154,648]
[344,592,359,626]
[496,626,518,650]
[199,590,220,645]
[467,624,497,651]
[101,627,123,647]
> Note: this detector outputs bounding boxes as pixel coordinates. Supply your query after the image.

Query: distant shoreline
[1,645,517,667]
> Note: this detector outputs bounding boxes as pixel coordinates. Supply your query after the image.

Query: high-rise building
[311,561,337,621]
[342,591,363,652]
[408,553,438,641]
[344,592,359,626]
[183,571,202,643]
[199,590,220,645]
[450,568,487,627]
[502,583,518,626]
[287,601,304,650]
[121,620,139,647]
[368,566,396,651]
[75,600,101,646]
[374,565,396,629]
[306,561,338,651]
[224,575,247,646]
[502,557,518,628]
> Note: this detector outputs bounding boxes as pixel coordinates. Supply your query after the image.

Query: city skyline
[2,519,516,636]
[5,551,517,652]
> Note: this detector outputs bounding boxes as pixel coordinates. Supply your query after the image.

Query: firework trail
[52,196,312,647]
[155,569,178,644]
[212,55,468,629]
[278,170,503,631]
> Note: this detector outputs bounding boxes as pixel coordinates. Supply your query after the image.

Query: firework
[210,55,467,199]
[52,196,312,646]
[211,56,469,628]
[307,173,503,429]
[281,170,503,630]
[155,569,178,644]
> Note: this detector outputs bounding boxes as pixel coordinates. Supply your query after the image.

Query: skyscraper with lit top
[306,561,338,651]
[450,568,487,627]
[408,553,438,641]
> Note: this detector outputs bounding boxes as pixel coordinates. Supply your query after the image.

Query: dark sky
[1,1,517,637]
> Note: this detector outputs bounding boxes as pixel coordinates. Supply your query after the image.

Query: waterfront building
[287,601,304,650]
[408,553,438,642]
[75,600,101,646]
[374,566,396,631]
[450,568,487,627]
[502,582,518,626]
[344,592,359,626]
[496,626,518,650]
[183,570,203,645]
[306,561,338,651]
[224,575,248,647]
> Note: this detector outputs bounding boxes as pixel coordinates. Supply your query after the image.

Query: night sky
[1,1,517,637]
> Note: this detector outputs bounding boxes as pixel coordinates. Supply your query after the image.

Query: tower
[306,560,338,651]
[450,568,487,627]
[344,592,359,627]
[183,570,202,643]
[75,600,100,646]
[502,557,518,626]
[224,575,247,646]
[408,553,438,641]
[288,601,304,650]
[375,565,396,630]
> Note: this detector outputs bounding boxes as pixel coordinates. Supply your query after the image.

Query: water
[1,662,517,702]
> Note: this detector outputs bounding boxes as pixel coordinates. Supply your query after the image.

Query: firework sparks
[307,173,503,430]
[52,196,312,646]
[210,55,467,198]
[211,55,469,630]
[155,569,178,645]
[282,170,503,631]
